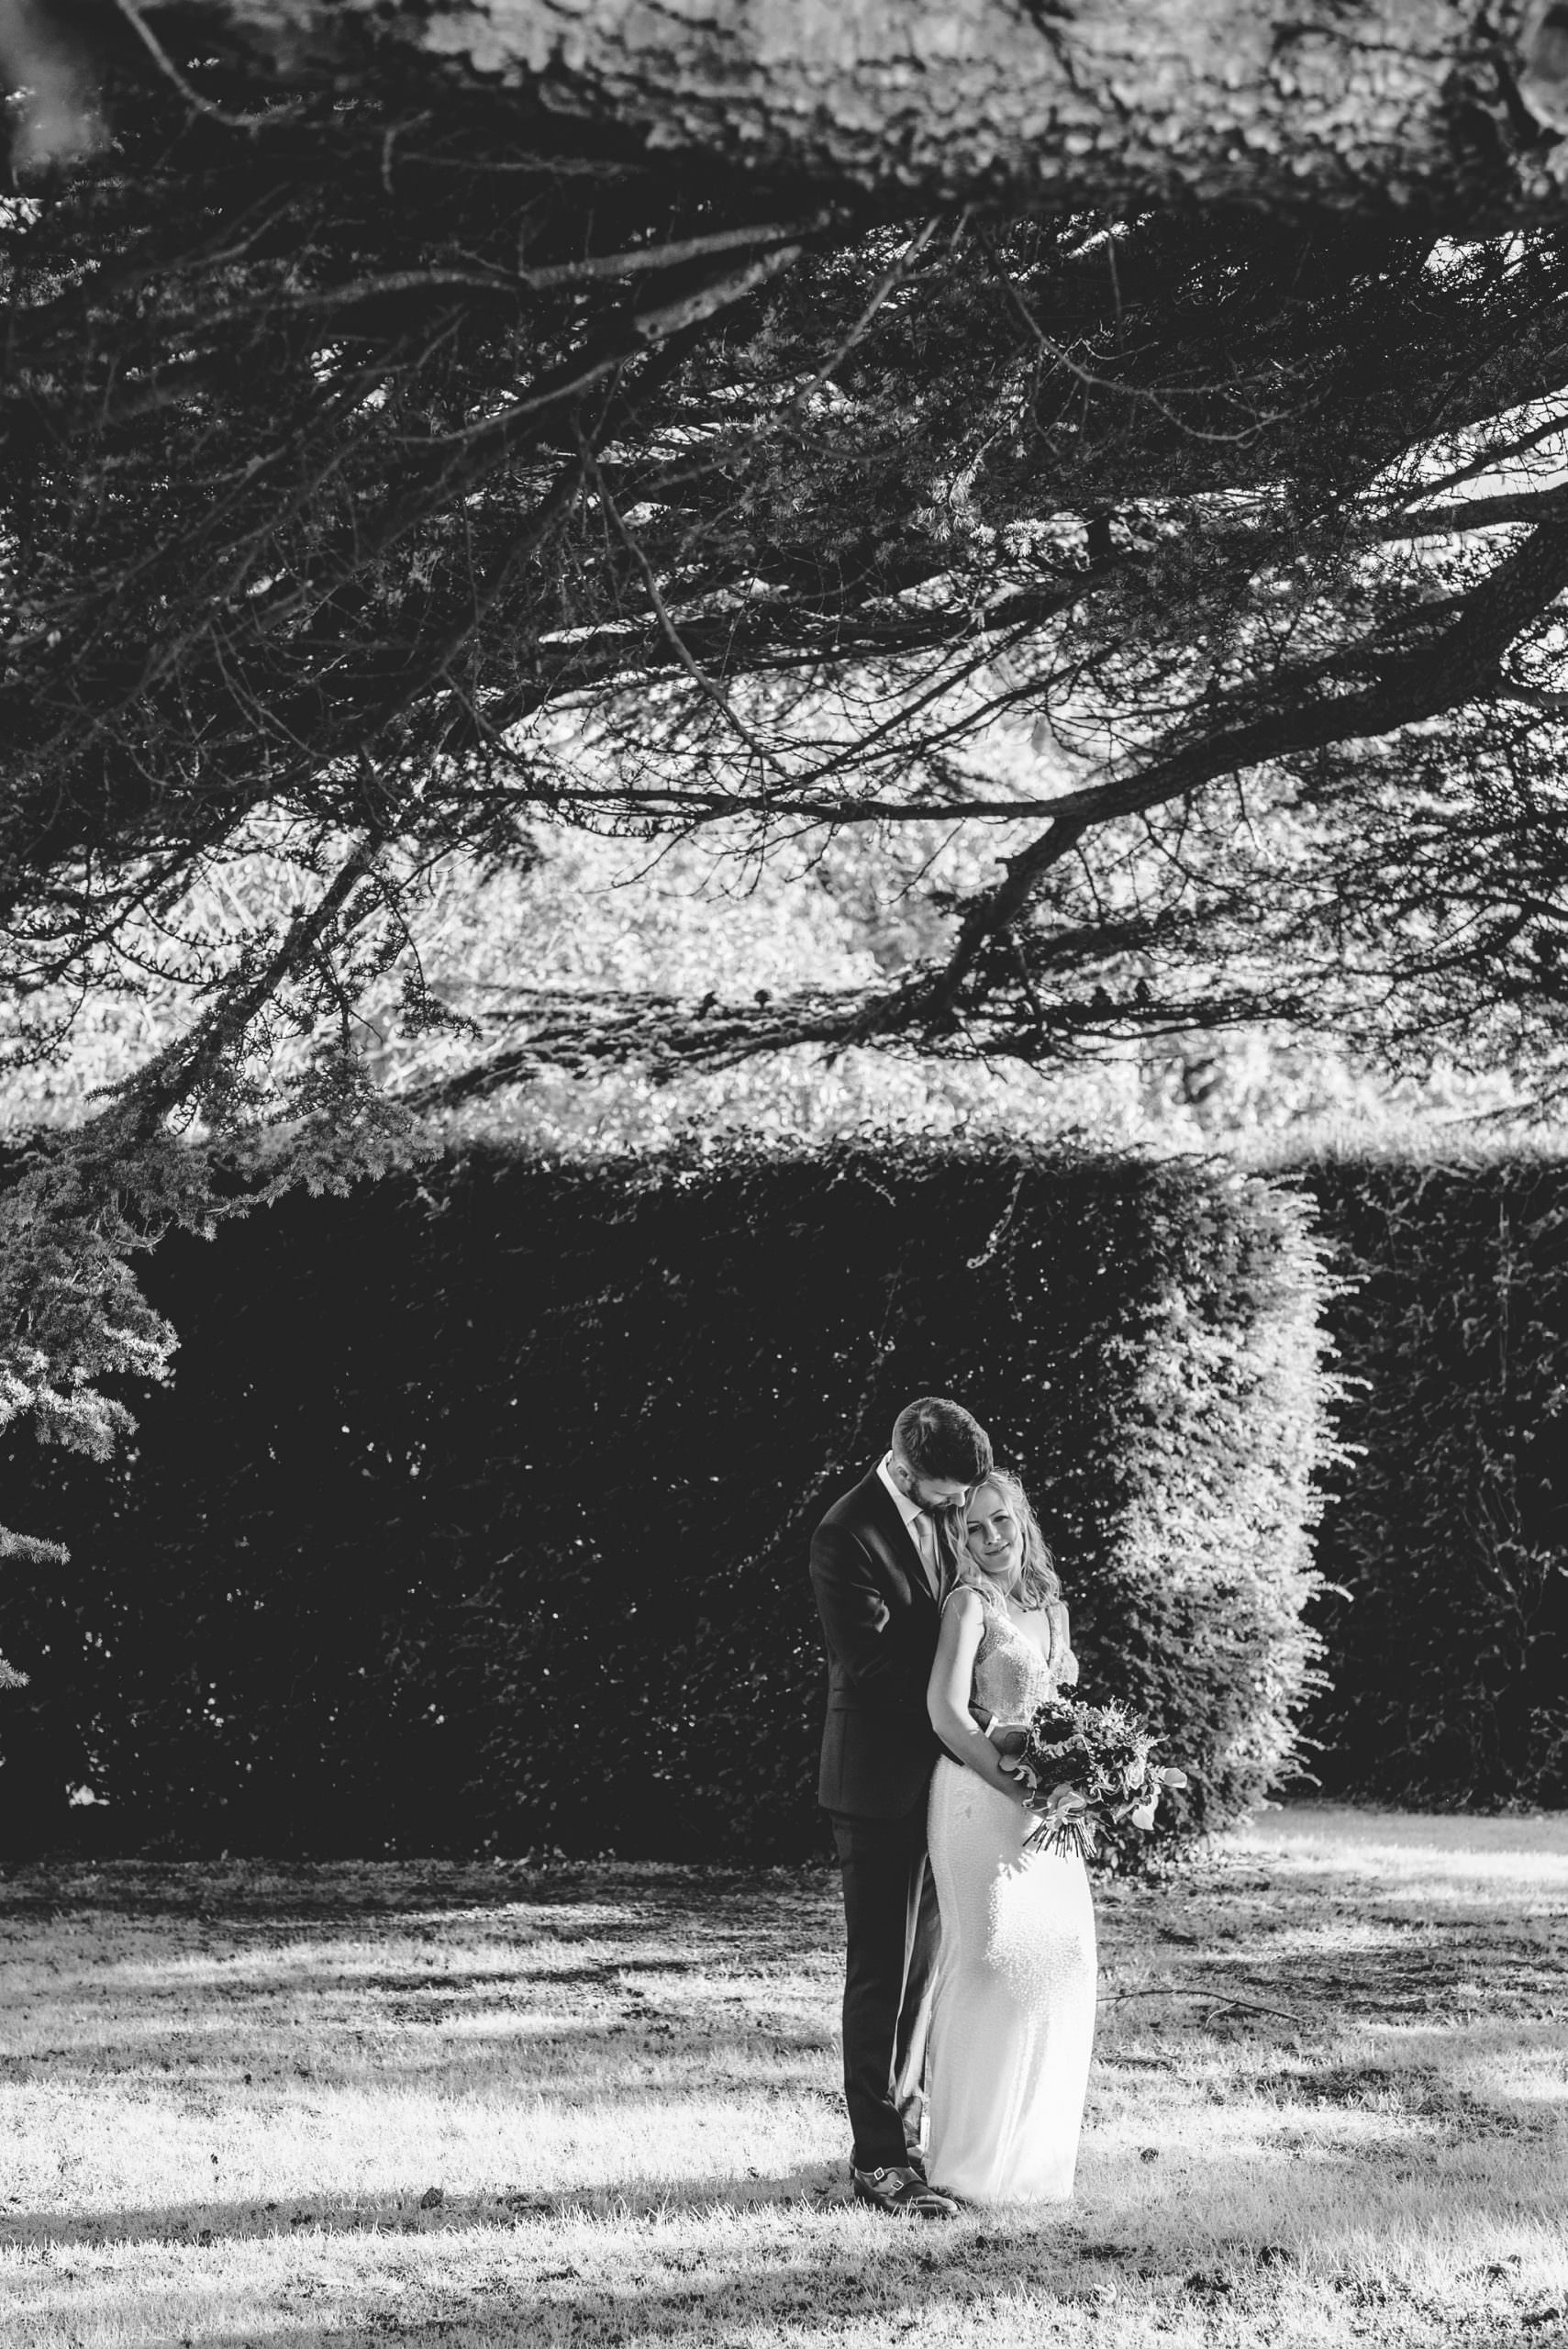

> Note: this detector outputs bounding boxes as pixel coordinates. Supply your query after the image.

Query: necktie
[912,1508,940,1598]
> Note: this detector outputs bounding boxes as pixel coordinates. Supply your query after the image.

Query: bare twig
[110,0,298,131]
[589,452,792,789]
[1099,1986,1306,2025]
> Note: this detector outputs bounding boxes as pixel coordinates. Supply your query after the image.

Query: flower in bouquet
[1009,1695,1186,1861]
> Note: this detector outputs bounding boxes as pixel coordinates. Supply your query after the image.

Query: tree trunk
[105,0,1568,221]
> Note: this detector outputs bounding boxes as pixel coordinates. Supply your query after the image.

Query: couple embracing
[809,1397,1096,2215]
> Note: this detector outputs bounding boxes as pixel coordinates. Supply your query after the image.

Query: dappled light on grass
[2,1809,1567,2344]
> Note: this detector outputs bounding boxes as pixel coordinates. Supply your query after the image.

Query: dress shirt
[876,1453,941,1597]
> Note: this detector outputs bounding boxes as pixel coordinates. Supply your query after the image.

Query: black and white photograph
[3,2,1568,2342]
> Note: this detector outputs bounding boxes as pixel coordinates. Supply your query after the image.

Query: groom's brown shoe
[851,2165,957,2218]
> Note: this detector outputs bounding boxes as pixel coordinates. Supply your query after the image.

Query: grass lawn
[2,1803,1567,2345]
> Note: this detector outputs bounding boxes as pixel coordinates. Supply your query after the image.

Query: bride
[923,1469,1097,2204]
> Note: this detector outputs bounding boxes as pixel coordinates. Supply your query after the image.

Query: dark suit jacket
[809,1467,945,1818]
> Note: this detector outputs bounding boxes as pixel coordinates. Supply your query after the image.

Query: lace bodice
[968,1590,1070,1721]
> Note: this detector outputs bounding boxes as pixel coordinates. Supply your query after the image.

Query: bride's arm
[927,1591,1035,1805]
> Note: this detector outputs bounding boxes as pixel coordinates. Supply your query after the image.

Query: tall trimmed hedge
[0,1141,1335,1857]
[1298,1152,1568,1808]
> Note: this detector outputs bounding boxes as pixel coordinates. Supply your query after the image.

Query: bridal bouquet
[1000,1696,1187,1862]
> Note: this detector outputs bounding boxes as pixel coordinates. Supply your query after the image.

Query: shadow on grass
[7,2069,1567,2254]
[0,1857,837,1924]
[9,2211,1098,2349]
[17,2148,1568,2349]
[0,2163,842,2253]
[0,2031,839,2101]
[6,1913,1565,2102]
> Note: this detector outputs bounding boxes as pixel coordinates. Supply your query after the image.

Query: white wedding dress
[925,1590,1097,2203]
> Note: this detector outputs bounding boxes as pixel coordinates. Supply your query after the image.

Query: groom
[809,1396,993,2217]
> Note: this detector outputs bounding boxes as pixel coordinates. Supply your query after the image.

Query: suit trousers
[830,1791,940,2172]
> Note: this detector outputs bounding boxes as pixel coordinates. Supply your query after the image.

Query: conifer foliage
[1303,1152,1568,1808]
[6,17,1568,1513]
[0,1143,1335,1857]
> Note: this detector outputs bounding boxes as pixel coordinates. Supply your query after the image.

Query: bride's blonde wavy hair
[952,1469,1062,1611]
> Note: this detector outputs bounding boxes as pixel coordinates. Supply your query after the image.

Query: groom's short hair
[892,1397,992,1485]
